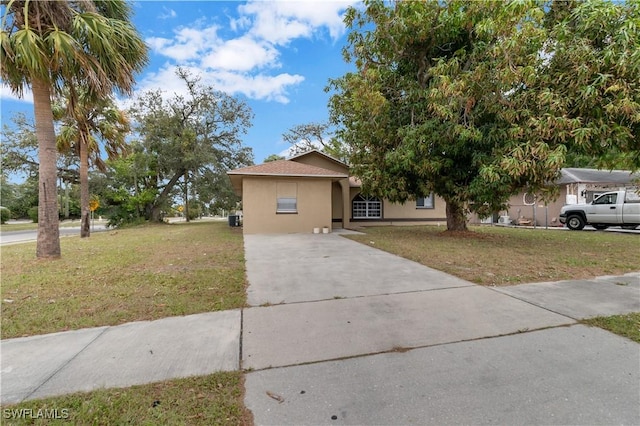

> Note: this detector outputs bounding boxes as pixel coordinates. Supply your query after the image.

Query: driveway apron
[242,233,639,424]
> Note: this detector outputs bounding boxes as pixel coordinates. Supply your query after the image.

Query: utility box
[228,215,240,227]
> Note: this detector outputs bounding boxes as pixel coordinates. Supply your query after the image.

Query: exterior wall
[471,182,636,227]
[347,187,447,225]
[503,187,568,227]
[291,154,349,174]
[382,197,446,220]
[242,177,333,234]
[331,181,343,226]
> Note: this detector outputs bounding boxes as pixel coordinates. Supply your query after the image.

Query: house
[470,168,639,227]
[227,150,447,234]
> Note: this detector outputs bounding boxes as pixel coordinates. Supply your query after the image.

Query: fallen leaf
[266,390,284,403]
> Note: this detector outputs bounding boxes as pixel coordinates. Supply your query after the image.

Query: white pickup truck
[559,190,640,230]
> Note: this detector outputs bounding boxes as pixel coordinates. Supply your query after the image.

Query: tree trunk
[32,78,61,258]
[149,169,185,222]
[184,171,190,222]
[79,132,90,237]
[445,199,468,231]
[64,180,70,219]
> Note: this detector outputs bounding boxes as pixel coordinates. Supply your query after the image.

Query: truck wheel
[593,224,609,230]
[567,215,585,230]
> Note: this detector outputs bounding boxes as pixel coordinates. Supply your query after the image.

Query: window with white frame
[276,182,297,213]
[352,194,381,218]
[416,194,434,209]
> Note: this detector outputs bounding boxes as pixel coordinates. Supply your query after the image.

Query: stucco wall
[504,187,568,227]
[347,188,447,221]
[382,197,446,219]
[242,177,333,234]
[291,154,348,174]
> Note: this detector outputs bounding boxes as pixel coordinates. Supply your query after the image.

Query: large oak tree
[128,69,253,222]
[328,0,639,231]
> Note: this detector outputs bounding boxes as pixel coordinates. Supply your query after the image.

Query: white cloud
[212,71,305,103]
[158,7,177,20]
[229,15,251,32]
[132,65,304,105]
[202,36,279,71]
[240,0,352,45]
[139,1,354,105]
[146,24,221,62]
[0,84,33,104]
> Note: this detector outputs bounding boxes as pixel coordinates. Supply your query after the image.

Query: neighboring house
[470,168,639,227]
[227,150,447,234]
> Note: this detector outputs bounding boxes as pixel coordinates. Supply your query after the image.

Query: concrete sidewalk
[1,231,638,425]
[1,311,240,404]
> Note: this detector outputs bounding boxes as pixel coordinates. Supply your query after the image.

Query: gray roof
[558,168,639,185]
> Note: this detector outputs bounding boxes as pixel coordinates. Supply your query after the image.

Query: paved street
[0,223,107,245]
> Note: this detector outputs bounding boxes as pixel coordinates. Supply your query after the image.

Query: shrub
[27,206,38,223]
[0,207,11,224]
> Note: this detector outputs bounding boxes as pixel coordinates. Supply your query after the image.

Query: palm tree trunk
[79,133,90,237]
[32,78,61,258]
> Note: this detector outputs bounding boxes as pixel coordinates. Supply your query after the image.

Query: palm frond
[12,27,49,79]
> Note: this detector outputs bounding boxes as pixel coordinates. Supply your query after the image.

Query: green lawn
[583,313,640,343]
[346,225,640,285]
[1,221,246,339]
[0,372,252,426]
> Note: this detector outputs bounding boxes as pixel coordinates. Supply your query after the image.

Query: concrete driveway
[242,232,640,425]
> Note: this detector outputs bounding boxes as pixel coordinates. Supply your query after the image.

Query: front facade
[469,168,639,227]
[228,150,447,234]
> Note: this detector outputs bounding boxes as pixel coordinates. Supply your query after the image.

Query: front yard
[346,225,639,286]
[1,221,246,339]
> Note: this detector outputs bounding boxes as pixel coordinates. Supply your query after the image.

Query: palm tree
[55,90,130,237]
[1,0,148,258]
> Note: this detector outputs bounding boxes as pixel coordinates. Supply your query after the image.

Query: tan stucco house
[228,150,447,234]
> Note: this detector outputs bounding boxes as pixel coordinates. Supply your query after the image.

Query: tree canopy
[55,91,130,237]
[1,0,148,257]
[126,69,253,223]
[282,122,350,162]
[328,0,640,231]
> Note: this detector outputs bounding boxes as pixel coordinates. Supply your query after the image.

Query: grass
[346,225,640,286]
[1,221,246,339]
[583,313,640,343]
[0,371,253,426]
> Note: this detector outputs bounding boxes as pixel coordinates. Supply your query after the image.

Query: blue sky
[0,0,358,166]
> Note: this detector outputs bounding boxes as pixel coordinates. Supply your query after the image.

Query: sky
[0,0,358,166]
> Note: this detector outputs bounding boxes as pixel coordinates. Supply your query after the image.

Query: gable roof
[558,168,639,185]
[227,159,348,196]
[287,149,348,168]
[228,160,347,178]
